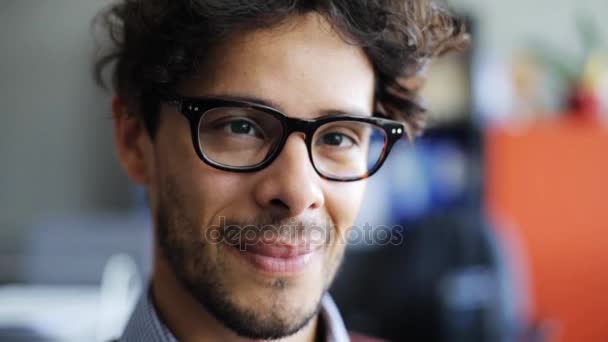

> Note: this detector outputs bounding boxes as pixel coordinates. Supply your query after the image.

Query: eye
[220,119,264,138]
[317,132,356,147]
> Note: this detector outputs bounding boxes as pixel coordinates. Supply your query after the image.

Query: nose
[253,134,324,217]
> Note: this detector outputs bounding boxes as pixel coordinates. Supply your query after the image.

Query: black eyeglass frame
[163,94,407,182]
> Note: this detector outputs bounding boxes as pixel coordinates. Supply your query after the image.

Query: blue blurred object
[386,138,469,223]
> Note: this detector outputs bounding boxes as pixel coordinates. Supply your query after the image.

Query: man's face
[145,14,374,339]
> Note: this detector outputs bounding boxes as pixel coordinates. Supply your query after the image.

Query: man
[94,0,467,341]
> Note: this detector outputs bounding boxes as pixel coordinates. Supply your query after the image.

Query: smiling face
[120,13,375,339]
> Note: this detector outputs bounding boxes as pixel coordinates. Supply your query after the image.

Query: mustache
[206,215,335,247]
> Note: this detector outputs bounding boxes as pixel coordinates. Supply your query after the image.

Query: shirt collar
[119,289,349,342]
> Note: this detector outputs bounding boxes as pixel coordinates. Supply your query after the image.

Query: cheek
[323,182,366,233]
[180,167,252,226]
[155,122,251,226]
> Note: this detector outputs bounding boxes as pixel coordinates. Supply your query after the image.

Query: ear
[112,96,152,185]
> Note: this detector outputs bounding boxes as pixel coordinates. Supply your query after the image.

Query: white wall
[0,0,131,240]
[449,0,607,57]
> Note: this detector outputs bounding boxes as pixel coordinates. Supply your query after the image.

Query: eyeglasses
[163,94,407,182]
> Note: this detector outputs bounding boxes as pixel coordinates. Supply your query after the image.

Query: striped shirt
[118,290,350,342]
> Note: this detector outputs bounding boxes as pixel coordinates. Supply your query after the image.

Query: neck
[151,252,320,342]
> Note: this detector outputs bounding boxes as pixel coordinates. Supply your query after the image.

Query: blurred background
[0,0,607,341]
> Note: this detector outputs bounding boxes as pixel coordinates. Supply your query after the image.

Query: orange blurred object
[486,117,608,342]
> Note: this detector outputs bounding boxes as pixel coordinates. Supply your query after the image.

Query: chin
[189,269,324,340]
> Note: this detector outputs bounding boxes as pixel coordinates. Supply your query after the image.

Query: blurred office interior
[1,0,607,341]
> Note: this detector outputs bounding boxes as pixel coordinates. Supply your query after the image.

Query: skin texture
[113,13,374,342]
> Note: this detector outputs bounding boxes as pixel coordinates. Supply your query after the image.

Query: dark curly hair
[94,0,469,137]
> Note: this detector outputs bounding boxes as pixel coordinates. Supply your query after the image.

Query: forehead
[183,13,376,118]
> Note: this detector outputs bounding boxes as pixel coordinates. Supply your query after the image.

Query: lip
[225,242,322,275]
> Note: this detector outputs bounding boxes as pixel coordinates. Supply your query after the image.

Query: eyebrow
[209,93,373,118]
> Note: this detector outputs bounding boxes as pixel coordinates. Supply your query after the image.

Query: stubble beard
[155,178,346,340]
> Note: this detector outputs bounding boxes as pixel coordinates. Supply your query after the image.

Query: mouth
[224,241,323,276]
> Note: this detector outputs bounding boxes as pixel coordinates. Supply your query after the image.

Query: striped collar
[119,289,350,342]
